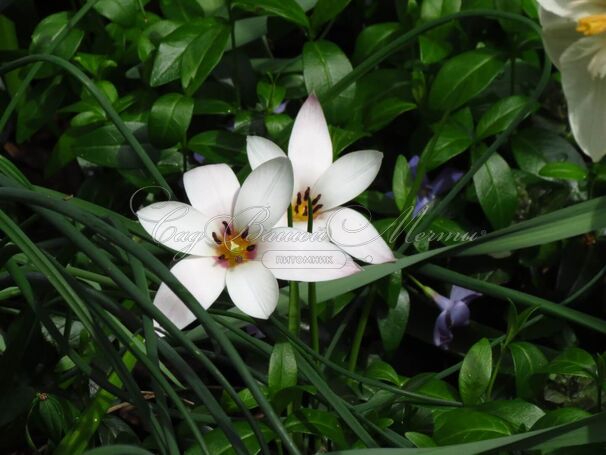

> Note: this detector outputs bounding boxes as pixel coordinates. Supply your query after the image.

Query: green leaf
[72,122,160,169]
[16,76,66,143]
[311,0,350,31]
[476,96,537,140]
[392,155,412,212]
[285,409,348,449]
[94,0,149,27]
[303,40,356,124]
[187,421,274,455]
[531,408,591,430]
[377,285,410,353]
[187,130,246,164]
[419,34,452,64]
[232,0,309,29]
[459,338,492,405]
[429,49,504,112]
[477,399,545,431]
[539,162,588,181]
[364,98,416,132]
[366,360,401,386]
[473,150,518,229]
[434,409,512,445]
[543,347,597,379]
[508,341,548,400]
[420,0,461,20]
[180,20,230,95]
[158,0,207,21]
[149,93,194,148]
[352,23,403,65]
[268,342,297,396]
[29,12,84,78]
[405,431,437,448]
[425,108,474,170]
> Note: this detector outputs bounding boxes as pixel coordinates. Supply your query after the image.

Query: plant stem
[287,206,300,335]
[348,288,375,373]
[307,198,319,354]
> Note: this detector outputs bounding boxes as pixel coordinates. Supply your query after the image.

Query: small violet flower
[430,286,481,349]
[409,155,463,217]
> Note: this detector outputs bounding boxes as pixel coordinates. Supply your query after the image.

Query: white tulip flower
[538,0,606,161]
[247,95,396,264]
[137,157,361,327]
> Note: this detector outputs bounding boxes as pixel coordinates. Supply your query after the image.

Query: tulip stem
[287,206,300,335]
[347,287,376,373]
[307,198,319,354]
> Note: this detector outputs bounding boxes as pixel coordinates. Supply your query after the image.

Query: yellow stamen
[215,230,256,268]
[577,15,606,36]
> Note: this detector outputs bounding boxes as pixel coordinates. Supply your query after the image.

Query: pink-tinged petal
[312,150,383,211]
[225,261,279,319]
[234,157,294,235]
[319,207,395,264]
[288,95,333,191]
[137,201,220,256]
[183,164,240,217]
[247,136,286,170]
[154,257,226,330]
[537,0,606,19]
[255,227,362,282]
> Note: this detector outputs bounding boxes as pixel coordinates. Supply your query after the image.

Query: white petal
[560,37,606,161]
[539,7,580,68]
[319,207,395,264]
[154,257,226,330]
[288,95,333,192]
[311,150,383,211]
[225,261,278,319]
[183,164,240,217]
[137,201,220,256]
[233,157,293,235]
[247,136,286,170]
[255,227,362,282]
[537,0,606,18]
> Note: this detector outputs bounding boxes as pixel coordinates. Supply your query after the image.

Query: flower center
[577,15,606,36]
[292,187,323,222]
[212,221,256,268]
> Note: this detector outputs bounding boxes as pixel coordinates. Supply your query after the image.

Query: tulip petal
[226,261,279,319]
[254,226,362,282]
[318,207,395,264]
[137,201,220,256]
[560,37,606,161]
[247,136,286,170]
[537,0,606,19]
[312,150,383,211]
[154,257,227,330]
[288,95,333,192]
[183,164,240,217]
[234,157,294,235]
[539,7,579,68]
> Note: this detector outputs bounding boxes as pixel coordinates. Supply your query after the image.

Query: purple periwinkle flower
[431,285,481,349]
[273,101,288,114]
[409,155,463,217]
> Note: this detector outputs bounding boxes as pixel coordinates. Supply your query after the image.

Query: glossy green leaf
[459,338,492,405]
[311,0,350,30]
[429,49,504,112]
[392,155,412,212]
[476,96,537,140]
[473,150,518,229]
[352,23,403,65]
[477,399,545,431]
[532,408,591,430]
[285,409,348,449]
[268,342,297,396]
[94,0,149,27]
[434,409,512,445]
[539,162,588,181]
[425,108,474,170]
[542,348,597,379]
[231,0,309,29]
[149,93,194,148]
[377,284,410,353]
[508,341,548,400]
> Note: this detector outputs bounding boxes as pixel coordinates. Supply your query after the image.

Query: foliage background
[0,0,605,453]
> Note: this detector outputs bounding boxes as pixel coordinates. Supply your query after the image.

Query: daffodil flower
[538,0,606,161]
[247,95,395,264]
[137,157,360,327]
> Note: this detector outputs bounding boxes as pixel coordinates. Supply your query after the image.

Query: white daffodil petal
[154,257,227,330]
[560,37,606,161]
[538,0,606,18]
[539,7,580,67]
[234,157,293,235]
[183,163,240,217]
[226,261,279,319]
[247,136,286,170]
[312,150,383,211]
[137,201,220,256]
[319,207,395,264]
[288,95,333,191]
[255,227,362,282]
